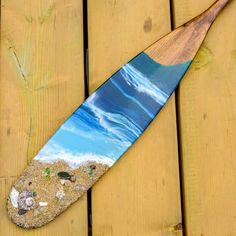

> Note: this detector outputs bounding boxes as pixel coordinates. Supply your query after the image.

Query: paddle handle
[209,0,231,20]
[146,0,232,65]
[184,0,231,30]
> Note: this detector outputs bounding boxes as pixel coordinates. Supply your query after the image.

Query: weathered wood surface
[0,0,235,235]
[0,0,87,235]
[88,0,183,235]
[173,0,236,235]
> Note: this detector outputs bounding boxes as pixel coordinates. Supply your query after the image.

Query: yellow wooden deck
[0,0,235,235]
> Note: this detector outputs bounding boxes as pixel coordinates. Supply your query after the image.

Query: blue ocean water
[35,53,191,167]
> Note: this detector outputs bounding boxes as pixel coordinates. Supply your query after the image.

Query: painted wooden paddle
[7,0,231,228]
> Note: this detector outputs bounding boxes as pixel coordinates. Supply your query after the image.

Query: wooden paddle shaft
[199,0,231,23]
[145,0,231,65]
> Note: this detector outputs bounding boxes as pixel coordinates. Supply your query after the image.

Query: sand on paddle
[7,159,109,228]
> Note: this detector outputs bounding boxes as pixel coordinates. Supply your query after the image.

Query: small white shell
[10,187,19,208]
[39,202,48,207]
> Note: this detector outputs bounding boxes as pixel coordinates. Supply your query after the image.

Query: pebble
[81,185,86,191]
[64,180,72,187]
[60,179,72,187]
[74,184,80,191]
[57,171,71,180]
[70,175,76,182]
[33,209,41,216]
[74,184,86,191]
[56,190,65,201]
[18,209,27,215]
[90,165,96,170]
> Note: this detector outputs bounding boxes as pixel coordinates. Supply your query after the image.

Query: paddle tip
[205,0,232,21]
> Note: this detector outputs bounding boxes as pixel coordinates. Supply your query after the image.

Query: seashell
[39,202,48,207]
[25,197,34,207]
[17,191,36,211]
[56,190,65,201]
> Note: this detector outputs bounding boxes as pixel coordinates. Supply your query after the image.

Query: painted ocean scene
[35,52,191,168]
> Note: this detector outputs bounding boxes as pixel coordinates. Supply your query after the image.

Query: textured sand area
[7,160,109,228]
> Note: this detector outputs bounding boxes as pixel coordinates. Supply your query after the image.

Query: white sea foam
[86,93,141,140]
[110,78,154,118]
[121,64,169,105]
[35,142,115,169]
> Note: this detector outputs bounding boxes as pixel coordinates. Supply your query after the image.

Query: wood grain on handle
[145,0,231,65]
[210,0,232,19]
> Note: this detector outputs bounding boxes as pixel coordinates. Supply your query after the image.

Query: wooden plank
[172,0,236,235]
[0,0,87,235]
[88,1,183,235]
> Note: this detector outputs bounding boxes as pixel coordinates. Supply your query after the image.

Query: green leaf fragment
[43,167,52,180]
